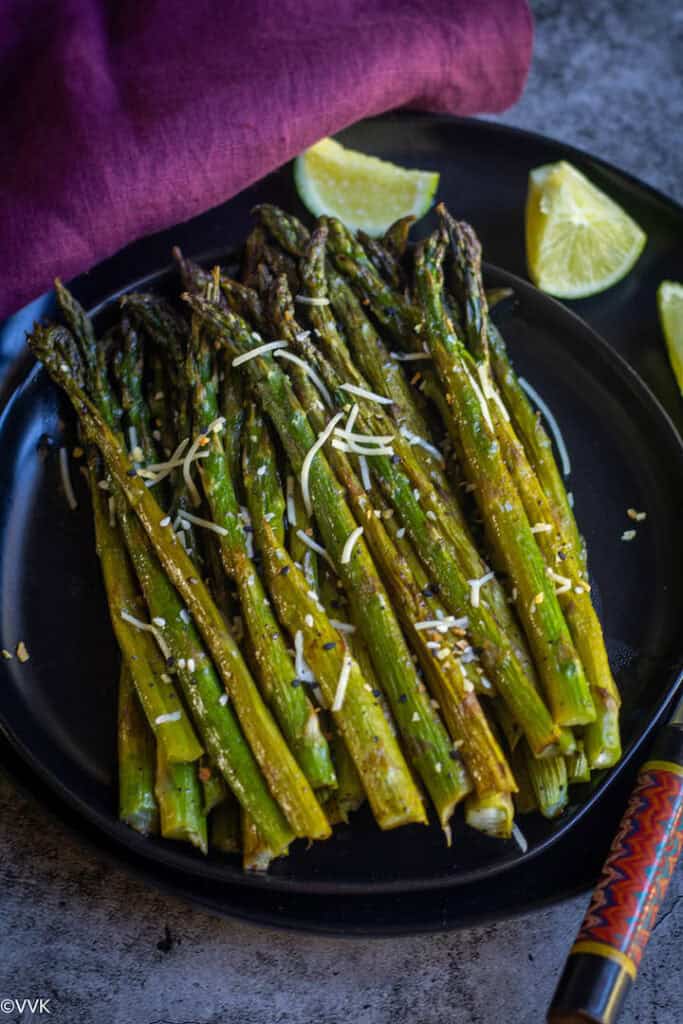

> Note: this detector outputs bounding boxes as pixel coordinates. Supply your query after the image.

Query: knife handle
[548,724,683,1024]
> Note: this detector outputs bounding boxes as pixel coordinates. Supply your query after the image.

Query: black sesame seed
[391,454,401,465]
[372,689,381,698]
[422,586,434,598]
[398,694,407,704]
[449,750,459,761]
[291,679,301,687]
[127,468,137,477]
[166,657,175,668]
[279,565,290,576]
[323,641,336,650]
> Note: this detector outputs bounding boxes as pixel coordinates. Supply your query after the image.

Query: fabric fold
[0,1,533,318]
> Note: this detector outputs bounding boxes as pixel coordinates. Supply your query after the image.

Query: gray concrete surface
[1,3,682,1022]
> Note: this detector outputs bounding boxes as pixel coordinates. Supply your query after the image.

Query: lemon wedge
[294,138,439,236]
[526,161,646,299]
[657,280,683,394]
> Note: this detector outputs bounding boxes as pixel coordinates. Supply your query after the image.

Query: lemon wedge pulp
[657,280,683,394]
[294,138,439,236]
[526,160,646,299]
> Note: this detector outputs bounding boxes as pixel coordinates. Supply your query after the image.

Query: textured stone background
[1,3,682,1022]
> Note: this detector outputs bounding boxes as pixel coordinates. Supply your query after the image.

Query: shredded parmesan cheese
[530,523,554,534]
[273,349,332,407]
[464,366,494,433]
[295,529,335,570]
[286,476,297,526]
[477,364,510,423]
[467,571,495,608]
[300,412,345,514]
[341,526,364,564]
[621,529,637,541]
[303,550,316,589]
[414,615,469,633]
[176,509,228,537]
[389,351,431,362]
[547,568,572,594]
[128,425,138,452]
[182,420,225,507]
[334,429,394,446]
[339,382,393,405]
[329,619,356,634]
[331,650,353,711]
[16,641,29,663]
[232,340,288,366]
[331,438,394,457]
[155,711,182,725]
[59,447,78,510]
[344,403,360,434]
[519,378,571,477]
[120,610,171,661]
[295,295,330,306]
[294,630,315,682]
[398,426,445,465]
[359,454,372,491]
[511,822,528,853]
[137,444,209,488]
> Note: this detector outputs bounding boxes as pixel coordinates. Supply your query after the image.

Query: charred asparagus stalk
[184,292,464,829]
[186,300,336,793]
[414,232,595,729]
[440,208,620,768]
[117,662,159,835]
[28,323,324,847]
[155,744,207,853]
[242,402,427,829]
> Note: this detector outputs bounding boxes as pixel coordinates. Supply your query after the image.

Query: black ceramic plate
[1,114,683,930]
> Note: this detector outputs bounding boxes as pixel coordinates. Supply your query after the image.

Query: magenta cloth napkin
[0,1,533,319]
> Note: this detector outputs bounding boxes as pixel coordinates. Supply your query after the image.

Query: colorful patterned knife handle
[548,724,683,1024]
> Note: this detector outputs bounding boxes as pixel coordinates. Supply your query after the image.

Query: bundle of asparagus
[28,202,621,869]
